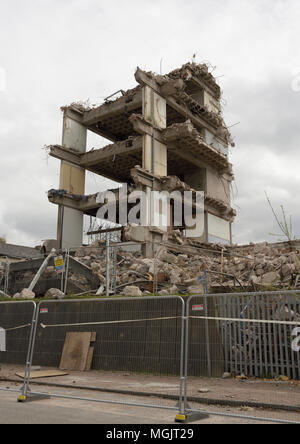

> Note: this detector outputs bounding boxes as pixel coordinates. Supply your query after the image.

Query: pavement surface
[2,365,300,407]
[0,384,272,424]
[0,365,299,424]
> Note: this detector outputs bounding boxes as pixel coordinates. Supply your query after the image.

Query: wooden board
[85,347,94,371]
[16,370,68,379]
[59,332,95,371]
[85,332,96,371]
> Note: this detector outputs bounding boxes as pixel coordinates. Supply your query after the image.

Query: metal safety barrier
[18,296,186,417]
[0,301,37,396]
[183,290,300,424]
[1,292,300,424]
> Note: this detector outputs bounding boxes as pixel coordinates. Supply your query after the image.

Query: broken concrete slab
[44,288,65,300]
[122,286,143,297]
[261,271,280,286]
[19,289,35,300]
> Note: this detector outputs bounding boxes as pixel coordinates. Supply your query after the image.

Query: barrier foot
[18,393,51,403]
[175,412,210,424]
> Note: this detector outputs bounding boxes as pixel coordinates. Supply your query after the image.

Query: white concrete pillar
[57,110,87,249]
[142,86,168,235]
[142,86,167,177]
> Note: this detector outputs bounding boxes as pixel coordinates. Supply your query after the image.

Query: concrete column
[57,110,87,249]
[142,135,167,177]
[141,86,168,243]
[142,86,167,177]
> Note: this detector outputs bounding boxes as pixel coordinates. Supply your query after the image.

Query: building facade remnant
[48,62,236,252]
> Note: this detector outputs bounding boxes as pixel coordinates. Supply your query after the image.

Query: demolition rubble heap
[73,235,300,296]
[6,235,300,299]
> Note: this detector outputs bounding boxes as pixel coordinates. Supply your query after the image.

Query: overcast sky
[0,0,299,247]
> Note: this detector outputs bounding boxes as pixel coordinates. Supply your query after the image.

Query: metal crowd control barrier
[0,301,37,398]
[183,291,300,424]
[19,296,186,419]
[3,291,300,424]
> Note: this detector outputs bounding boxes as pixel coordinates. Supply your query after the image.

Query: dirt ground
[0,364,299,424]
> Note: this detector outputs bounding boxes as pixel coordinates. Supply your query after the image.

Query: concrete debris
[187,285,204,294]
[4,236,300,299]
[70,236,300,296]
[18,289,35,300]
[198,388,211,394]
[157,250,177,264]
[261,271,280,286]
[44,288,65,300]
[148,62,221,100]
[122,286,143,297]
[158,289,169,296]
[222,372,232,379]
[169,285,179,295]
[238,406,254,412]
[278,375,290,382]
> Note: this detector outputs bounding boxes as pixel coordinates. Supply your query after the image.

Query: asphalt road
[0,390,177,424]
[0,385,275,425]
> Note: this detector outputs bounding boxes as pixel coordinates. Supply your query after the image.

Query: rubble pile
[8,235,300,299]
[230,242,300,288]
[12,266,92,293]
[73,235,300,296]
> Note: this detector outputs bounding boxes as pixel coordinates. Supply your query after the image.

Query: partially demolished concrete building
[48,63,236,254]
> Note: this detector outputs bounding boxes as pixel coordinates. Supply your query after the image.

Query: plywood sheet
[16,370,68,379]
[85,347,94,371]
[59,332,93,371]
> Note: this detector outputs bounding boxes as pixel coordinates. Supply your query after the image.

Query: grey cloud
[223,73,300,243]
[1,0,300,246]
[225,76,300,154]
